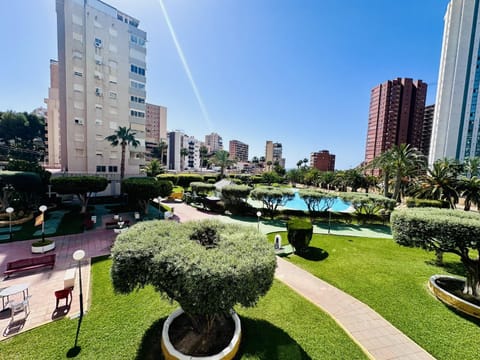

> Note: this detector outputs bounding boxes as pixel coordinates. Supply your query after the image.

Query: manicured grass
[272,232,480,360]
[0,257,366,359]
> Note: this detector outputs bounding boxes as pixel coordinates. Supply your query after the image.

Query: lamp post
[6,207,14,240]
[256,211,262,232]
[73,250,85,318]
[158,196,162,219]
[39,205,47,242]
[327,208,332,234]
[72,249,85,352]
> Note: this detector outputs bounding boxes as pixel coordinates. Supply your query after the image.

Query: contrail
[157,0,213,132]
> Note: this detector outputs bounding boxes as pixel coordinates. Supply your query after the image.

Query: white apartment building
[55,0,146,184]
[429,0,480,164]
[167,130,188,171]
[186,136,201,171]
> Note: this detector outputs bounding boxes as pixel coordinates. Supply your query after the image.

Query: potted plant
[111,219,276,359]
[31,239,55,254]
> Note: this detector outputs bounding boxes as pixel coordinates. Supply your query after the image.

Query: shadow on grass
[425,259,466,277]
[296,247,329,261]
[135,316,311,360]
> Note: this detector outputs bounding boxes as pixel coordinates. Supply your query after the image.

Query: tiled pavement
[0,204,436,359]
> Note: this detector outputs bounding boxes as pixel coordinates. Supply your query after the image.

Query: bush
[406,198,450,208]
[286,218,313,253]
[176,174,204,188]
[111,219,276,334]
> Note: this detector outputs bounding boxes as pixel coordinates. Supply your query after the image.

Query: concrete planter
[31,241,55,254]
[161,308,241,360]
[428,275,480,319]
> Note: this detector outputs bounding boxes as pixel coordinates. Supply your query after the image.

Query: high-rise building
[364,78,427,165]
[421,104,435,157]
[45,60,61,168]
[204,132,223,154]
[310,150,335,172]
[186,136,201,170]
[229,140,249,162]
[429,0,480,165]
[167,130,187,171]
[265,141,285,167]
[55,0,146,183]
[145,103,167,161]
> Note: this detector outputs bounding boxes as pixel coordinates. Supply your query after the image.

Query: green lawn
[273,232,480,360]
[0,257,366,359]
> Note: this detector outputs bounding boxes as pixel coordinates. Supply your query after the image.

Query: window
[96,165,106,172]
[130,80,145,90]
[130,95,145,104]
[130,109,145,118]
[95,55,103,65]
[95,119,103,126]
[74,71,83,77]
[73,32,83,42]
[74,133,85,142]
[109,91,117,99]
[130,64,146,76]
[74,118,84,125]
[73,51,83,60]
[94,38,102,48]
[95,87,103,96]
[95,104,103,109]
[108,166,118,173]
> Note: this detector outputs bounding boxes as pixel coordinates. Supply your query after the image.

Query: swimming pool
[283,191,351,212]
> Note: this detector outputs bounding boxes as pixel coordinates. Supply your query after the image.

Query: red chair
[54,287,73,308]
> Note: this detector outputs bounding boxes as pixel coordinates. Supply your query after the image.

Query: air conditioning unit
[95,38,102,48]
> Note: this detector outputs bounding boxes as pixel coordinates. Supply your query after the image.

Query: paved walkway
[0,203,435,359]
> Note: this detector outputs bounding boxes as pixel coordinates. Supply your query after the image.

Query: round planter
[161,308,241,360]
[31,241,55,254]
[428,275,480,319]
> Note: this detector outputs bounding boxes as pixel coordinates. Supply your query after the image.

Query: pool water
[283,191,351,212]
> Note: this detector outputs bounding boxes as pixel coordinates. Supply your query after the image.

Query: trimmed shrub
[406,198,450,208]
[190,182,215,195]
[176,174,204,188]
[156,174,178,185]
[111,219,276,334]
[286,218,313,253]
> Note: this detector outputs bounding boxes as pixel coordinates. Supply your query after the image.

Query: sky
[0,0,451,169]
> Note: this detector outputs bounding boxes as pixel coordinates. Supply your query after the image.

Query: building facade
[429,0,480,165]
[364,78,427,165]
[45,60,61,168]
[310,150,335,171]
[186,136,201,171]
[145,103,167,161]
[229,140,249,162]
[421,104,435,157]
[167,130,187,171]
[265,141,285,168]
[56,0,146,183]
[204,132,223,154]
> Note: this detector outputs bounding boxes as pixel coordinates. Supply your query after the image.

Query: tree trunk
[464,199,471,211]
[383,171,389,198]
[120,144,126,180]
[393,173,401,203]
[461,257,480,299]
[434,248,443,266]
[79,193,88,214]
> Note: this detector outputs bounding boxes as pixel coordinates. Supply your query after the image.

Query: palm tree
[464,157,480,178]
[200,145,209,171]
[143,159,163,177]
[157,140,168,166]
[180,148,189,170]
[296,160,303,169]
[105,126,140,180]
[210,150,235,177]
[458,176,480,211]
[412,160,459,208]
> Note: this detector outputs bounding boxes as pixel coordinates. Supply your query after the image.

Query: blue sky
[0,0,450,169]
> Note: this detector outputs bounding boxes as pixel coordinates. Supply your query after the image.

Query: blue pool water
[283,191,351,212]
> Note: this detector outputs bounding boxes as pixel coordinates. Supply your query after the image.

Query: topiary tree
[221,184,252,214]
[287,218,313,253]
[339,192,396,223]
[111,219,276,347]
[51,175,108,214]
[0,171,44,211]
[190,182,216,196]
[122,177,172,214]
[250,186,295,219]
[391,208,480,299]
[298,189,337,219]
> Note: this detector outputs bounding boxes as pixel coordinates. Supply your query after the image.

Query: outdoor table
[0,283,29,311]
